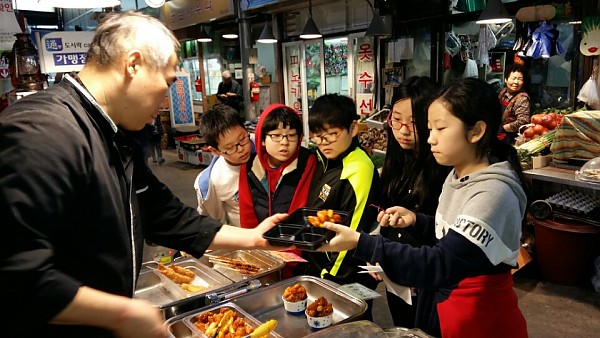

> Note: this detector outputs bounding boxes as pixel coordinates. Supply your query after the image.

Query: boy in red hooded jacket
[238,104,316,277]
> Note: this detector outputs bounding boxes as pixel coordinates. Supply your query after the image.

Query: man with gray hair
[0,11,286,338]
[216,69,243,114]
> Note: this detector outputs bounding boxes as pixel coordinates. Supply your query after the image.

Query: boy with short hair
[303,94,381,311]
[238,103,316,227]
[238,104,316,277]
[194,104,253,227]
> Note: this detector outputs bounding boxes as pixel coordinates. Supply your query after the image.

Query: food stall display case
[165,275,368,338]
[135,250,285,319]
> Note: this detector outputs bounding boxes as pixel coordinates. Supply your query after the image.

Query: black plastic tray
[263,208,348,251]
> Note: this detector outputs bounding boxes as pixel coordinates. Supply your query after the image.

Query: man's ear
[126,50,142,77]
[468,120,487,144]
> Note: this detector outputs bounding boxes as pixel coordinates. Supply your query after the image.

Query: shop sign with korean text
[355,37,375,118]
[0,0,22,50]
[161,0,233,31]
[169,69,195,127]
[36,31,94,73]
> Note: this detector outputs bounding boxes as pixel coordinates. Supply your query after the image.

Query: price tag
[338,282,381,300]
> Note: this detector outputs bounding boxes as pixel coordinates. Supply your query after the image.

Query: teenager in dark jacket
[376,76,450,328]
[238,103,316,228]
[0,12,287,338]
[300,94,381,319]
[238,104,316,277]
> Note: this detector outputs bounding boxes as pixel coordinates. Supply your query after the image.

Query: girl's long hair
[381,76,449,213]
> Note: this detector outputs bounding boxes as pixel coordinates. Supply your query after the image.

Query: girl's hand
[367,262,383,281]
[318,222,360,252]
[377,206,416,228]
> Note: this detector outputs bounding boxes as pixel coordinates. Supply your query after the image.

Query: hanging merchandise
[525,21,563,59]
[445,30,461,57]
[580,16,600,56]
[476,25,496,71]
[577,57,600,109]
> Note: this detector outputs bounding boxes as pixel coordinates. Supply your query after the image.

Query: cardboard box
[260,75,271,84]
[205,94,220,108]
[176,146,215,166]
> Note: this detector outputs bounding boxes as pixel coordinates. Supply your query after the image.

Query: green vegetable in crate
[517,129,557,156]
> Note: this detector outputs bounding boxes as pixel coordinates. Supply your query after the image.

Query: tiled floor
[151,149,600,337]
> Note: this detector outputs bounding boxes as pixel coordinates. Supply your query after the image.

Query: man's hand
[226,92,237,97]
[318,222,360,252]
[254,213,292,250]
[377,206,416,228]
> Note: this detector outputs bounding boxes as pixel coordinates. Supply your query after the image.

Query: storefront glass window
[324,37,349,96]
[305,41,323,110]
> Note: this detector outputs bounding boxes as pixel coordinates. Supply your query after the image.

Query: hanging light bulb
[257,21,277,44]
[476,0,511,25]
[300,0,321,39]
[39,0,121,8]
[364,1,390,37]
[197,26,212,43]
[222,31,239,39]
[144,0,165,8]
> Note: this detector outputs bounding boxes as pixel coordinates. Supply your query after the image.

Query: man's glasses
[219,133,250,155]
[387,112,415,132]
[310,130,342,145]
[266,133,299,143]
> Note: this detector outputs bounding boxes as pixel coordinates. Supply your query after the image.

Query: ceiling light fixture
[364,0,390,37]
[476,0,512,25]
[197,26,212,43]
[300,0,321,39]
[39,0,121,8]
[222,31,239,39]
[257,20,277,44]
[144,0,164,8]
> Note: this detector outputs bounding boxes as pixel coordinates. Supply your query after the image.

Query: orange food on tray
[282,283,307,303]
[157,263,194,284]
[307,209,343,227]
[194,308,254,338]
[306,296,333,317]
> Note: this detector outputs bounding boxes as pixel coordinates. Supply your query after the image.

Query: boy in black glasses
[302,94,381,320]
[194,104,253,227]
[238,104,316,277]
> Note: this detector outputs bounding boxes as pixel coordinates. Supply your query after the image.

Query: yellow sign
[160,0,234,31]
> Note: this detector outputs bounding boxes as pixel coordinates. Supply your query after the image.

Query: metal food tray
[134,257,233,317]
[230,275,367,338]
[198,249,284,283]
[135,251,284,320]
[171,302,282,338]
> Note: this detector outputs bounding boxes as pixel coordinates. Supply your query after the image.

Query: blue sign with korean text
[169,70,195,127]
[53,53,87,66]
[45,38,62,51]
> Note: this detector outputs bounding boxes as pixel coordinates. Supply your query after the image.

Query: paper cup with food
[305,296,333,330]
[282,283,308,314]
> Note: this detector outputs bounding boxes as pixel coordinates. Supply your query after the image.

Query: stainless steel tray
[135,251,285,320]
[198,249,284,283]
[134,257,233,316]
[230,275,367,338]
[166,302,282,338]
